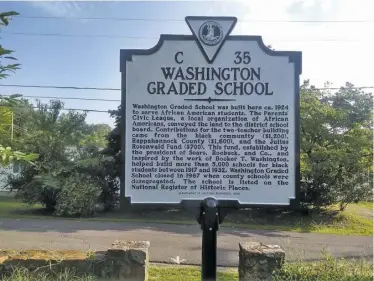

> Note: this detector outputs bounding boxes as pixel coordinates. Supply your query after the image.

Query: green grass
[356,201,373,210]
[300,205,373,236]
[148,266,238,281]
[1,257,373,281]
[273,257,373,281]
[0,196,41,216]
[0,195,372,236]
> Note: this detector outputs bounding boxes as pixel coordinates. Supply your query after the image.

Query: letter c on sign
[175,52,183,64]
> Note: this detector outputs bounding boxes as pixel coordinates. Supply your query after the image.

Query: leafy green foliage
[0,11,20,79]
[0,11,20,144]
[9,100,87,209]
[0,95,34,146]
[55,172,101,217]
[11,170,61,210]
[0,145,38,166]
[73,107,122,212]
[0,11,19,26]
[0,95,32,147]
[8,100,117,215]
[0,11,38,168]
[300,81,373,209]
[102,106,122,179]
[80,123,111,148]
[93,106,122,210]
[0,105,13,143]
[74,152,119,211]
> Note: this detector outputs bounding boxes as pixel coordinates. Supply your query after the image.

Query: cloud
[286,0,339,21]
[229,0,374,87]
[28,1,85,18]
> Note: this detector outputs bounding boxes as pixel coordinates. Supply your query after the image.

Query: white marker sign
[120,16,302,206]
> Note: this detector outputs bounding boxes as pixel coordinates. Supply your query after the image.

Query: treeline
[299,81,373,210]
[0,97,116,216]
[4,80,372,217]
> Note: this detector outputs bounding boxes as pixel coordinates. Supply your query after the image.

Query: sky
[0,0,373,127]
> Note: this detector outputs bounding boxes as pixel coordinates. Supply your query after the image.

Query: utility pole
[10,111,14,143]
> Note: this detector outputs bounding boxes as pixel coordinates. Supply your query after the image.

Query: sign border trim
[120,34,302,210]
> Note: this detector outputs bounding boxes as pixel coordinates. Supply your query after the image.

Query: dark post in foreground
[197,198,231,281]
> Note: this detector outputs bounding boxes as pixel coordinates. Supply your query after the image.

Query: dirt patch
[0,250,88,263]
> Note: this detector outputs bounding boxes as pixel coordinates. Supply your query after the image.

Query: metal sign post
[198,198,219,280]
[196,198,233,281]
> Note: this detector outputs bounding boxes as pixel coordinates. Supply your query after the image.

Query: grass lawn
[0,195,372,236]
[149,265,238,281]
[356,201,373,210]
[1,257,373,281]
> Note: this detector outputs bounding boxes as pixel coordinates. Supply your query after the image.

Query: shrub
[54,173,101,217]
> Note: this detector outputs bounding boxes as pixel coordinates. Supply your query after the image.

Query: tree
[1,10,116,215]
[0,11,20,147]
[74,108,121,211]
[0,145,37,166]
[103,106,122,178]
[0,103,13,144]
[80,123,112,148]
[0,11,38,167]
[9,100,89,210]
[0,11,20,79]
[54,171,102,217]
[300,81,373,210]
[8,99,119,215]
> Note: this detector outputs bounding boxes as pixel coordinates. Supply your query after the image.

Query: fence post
[238,242,285,281]
[106,240,150,281]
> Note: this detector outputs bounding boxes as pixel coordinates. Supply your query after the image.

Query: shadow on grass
[0,204,349,236]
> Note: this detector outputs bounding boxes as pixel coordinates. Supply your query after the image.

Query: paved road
[0,218,372,267]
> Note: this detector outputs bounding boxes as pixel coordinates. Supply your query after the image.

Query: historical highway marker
[120,16,302,281]
[120,16,302,207]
